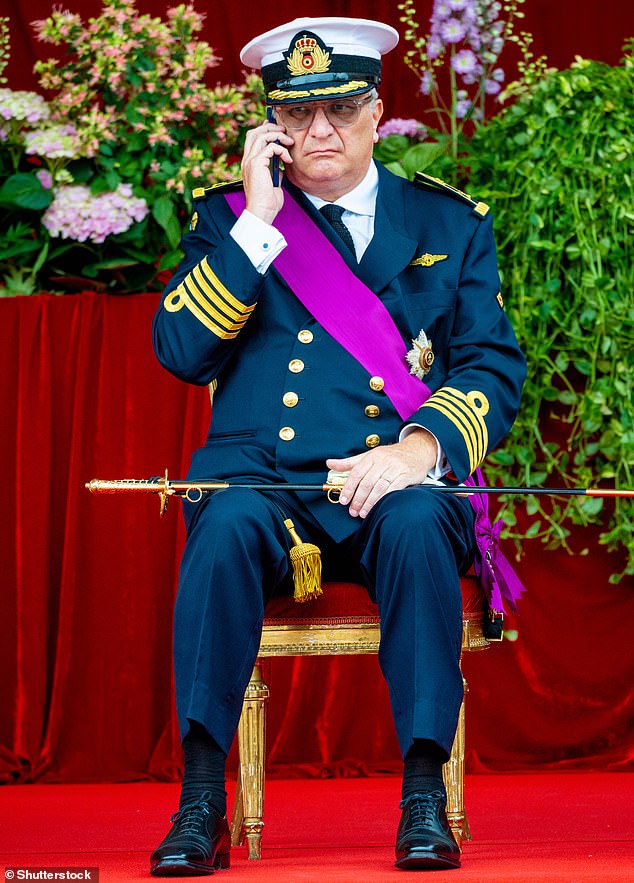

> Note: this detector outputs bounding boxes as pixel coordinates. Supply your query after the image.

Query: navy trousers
[173,487,476,760]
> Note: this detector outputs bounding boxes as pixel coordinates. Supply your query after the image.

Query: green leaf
[152,196,176,231]
[525,520,542,538]
[573,359,593,376]
[80,258,140,278]
[488,449,514,466]
[105,170,121,190]
[578,496,603,517]
[401,142,447,177]
[0,174,53,210]
[165,215,182,250]
[382,161,408,179]
[0,238,41,261]
[158,248,183,271]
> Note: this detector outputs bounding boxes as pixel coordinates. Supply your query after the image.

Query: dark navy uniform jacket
[152,161,526,542]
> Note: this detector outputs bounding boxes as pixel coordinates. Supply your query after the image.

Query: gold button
[365,405,380,418]
[298,329,314,344]
[289,359,305,373]
[365,434,380,448]
[279,426,295,441]
[369,376,384,391]
[283,392,299,408]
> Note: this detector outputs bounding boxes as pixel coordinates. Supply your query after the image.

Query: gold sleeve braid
[420,387,490,474]
[164,256,255,339]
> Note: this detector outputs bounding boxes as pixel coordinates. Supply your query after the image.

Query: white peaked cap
[241,17,399,69]
[240,17,399,105]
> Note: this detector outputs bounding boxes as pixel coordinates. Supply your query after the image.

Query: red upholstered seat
[265,574,484,623]
[264,580,379,623]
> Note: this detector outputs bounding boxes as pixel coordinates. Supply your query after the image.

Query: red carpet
[1,774,632,881]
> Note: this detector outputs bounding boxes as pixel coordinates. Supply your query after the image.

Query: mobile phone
[266,107,280,187]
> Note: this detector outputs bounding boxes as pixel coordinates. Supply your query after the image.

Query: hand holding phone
[266,107,280,187]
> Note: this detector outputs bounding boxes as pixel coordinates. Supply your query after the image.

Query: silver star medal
[406,329,435,379]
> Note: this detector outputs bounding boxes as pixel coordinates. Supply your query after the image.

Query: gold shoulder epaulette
[191,180,243,200]
[414,171,489,218]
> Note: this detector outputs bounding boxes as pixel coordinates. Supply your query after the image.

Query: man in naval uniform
[150,16,526,876]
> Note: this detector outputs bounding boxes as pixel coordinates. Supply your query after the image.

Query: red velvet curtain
[1,294,632,783]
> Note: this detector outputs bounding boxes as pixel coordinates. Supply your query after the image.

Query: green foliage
[468,45,634,580]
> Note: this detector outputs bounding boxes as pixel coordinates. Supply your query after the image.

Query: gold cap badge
[285,33,332,76]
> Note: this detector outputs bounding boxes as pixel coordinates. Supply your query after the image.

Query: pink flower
[43,183,149,243]
[378,118,427,139]
[36,169,53,189]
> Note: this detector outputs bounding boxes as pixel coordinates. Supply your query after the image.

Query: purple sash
[466,470,526,613]
[225,188,525,614]
[225,190,431,421]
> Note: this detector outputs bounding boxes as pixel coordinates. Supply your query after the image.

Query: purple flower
[455,98,473,119]
[451,49,478,75]
[447,0,474,10]
[426,36,445,60]
[441,18,467,43]
[378,118,427,140]
[433,2,454,19]
[484,78,502,95]
[419,70,434,95]
[36,169,53,189]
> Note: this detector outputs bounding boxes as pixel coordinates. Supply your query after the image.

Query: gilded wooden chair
[230,574,500,860]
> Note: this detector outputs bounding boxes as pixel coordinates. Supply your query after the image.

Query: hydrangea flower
[378,118,428,140]
[36,169,53,189]
[0,88,50,125]
[23,123,81,159]
[43,183,148,243]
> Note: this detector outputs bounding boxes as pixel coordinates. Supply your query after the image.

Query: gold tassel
[283,518,323,602]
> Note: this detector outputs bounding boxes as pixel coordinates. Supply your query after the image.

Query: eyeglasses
[272,96,373,130]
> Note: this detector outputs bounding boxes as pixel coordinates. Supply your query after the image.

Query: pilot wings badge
[410,253,448,267]
[406,329,435,379]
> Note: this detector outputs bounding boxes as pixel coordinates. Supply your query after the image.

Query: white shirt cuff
[399,424,451,479]
[229,209,286,274]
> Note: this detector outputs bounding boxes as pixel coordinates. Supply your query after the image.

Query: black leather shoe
[150,791,230,876]
[395,790,461,871]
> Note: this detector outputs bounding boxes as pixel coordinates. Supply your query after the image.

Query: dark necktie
[319,203,356,257]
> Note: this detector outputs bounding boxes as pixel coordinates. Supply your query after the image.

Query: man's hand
[241,119,294,225]
[326,428,438,518]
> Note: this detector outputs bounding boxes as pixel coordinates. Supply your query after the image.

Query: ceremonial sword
[85,469,634,517]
